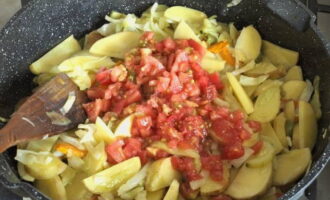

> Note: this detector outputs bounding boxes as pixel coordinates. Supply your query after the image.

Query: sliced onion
[239,74,269,86]
[300,80,313,102]
[59,135,85,150]
[60,91,76,115]
[232,60,255,76]
[46,111,71,126]
[310,76,321,119]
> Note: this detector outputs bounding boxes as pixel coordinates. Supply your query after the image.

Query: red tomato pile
[83,32,260,189]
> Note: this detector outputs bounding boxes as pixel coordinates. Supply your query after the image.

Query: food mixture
[15,3,321,200]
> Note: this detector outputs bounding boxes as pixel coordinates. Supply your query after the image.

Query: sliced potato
[200,164,230,194]
[273,148,311,186]
[95,117,115,144]
[292,124,300,149]
[90,31,141,58]
[273,113,288,148]
[164,6,207,25]
[60,166,77,187]
[163,180,180,200]
[114,114,135,138]
[284,100,296,122]
[66,172,93,200]
[30,35,81,74]
[146,189,165,200]
[244,61,277,76]
[201,52,226,73]
[229,23,239,44]
[260,123,283,154]
[243,133,259,148]
[83,157,141,193]
[226,72,254,114]
[243,85,258,97]
[249,86,280,122]
[146,157,180,191]
[284,66,303,81]
[262,40,299,67]
[247,141,275,168]
[297,101,317,149]
[254,80,283,97]
[174,20,200,42]
[235,25,262,63]
[35,176,67,200]
[17,163,35,182]
[225,162,272,199]
[282,80,306,100]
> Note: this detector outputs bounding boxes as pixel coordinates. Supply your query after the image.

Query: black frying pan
[0,0,329,199]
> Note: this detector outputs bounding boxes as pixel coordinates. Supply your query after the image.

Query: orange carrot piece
[208,41,236,66]
[55,143,87,158]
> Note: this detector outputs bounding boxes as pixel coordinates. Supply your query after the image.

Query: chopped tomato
[188,39,206,58]
[208,72,224,90]
[248,120,262,132]
[171,156,202,181]
[251,141,263,155]
[212,195,232,200]
[222,142,245,160]
[105,140,126,164]
[201,154,223,181]
[123,138,142,159]
[83,99,103,122]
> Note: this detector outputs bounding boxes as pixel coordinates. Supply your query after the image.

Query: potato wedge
[35,176,67,200]
[247,141,275,168]
[163,180,180,200]
[83,157,141,193]
[17,163,35,182]
[254,80,283,97]
[297,101,317,149]
[200,164,230,195]
[95,117,115,144]
[244,61,277,76]
[292,124,300,149]
[273,148,311,186]
[235,25,262,62]
[90,32,141,58]
[174,20,200,42]
[66,172,93,200]
[164,6,207,25]
[284,66,303,81]
[260,123,283,154]
[83,142,107,174]
[273,113,288,148]
[262,40,299,67]
[146,157,180,191]
[114,114,135,138]
[249,86,280,122]
[147,189,165,200]
[284,100,296,122]
[26,135,59,152]
[225,162,272,199]
[282,80,306,100]
[30,35,81,74]
[226,72,254,114]
[243,85,258,97]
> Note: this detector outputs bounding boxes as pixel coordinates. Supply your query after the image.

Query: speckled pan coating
[0,0,329,200]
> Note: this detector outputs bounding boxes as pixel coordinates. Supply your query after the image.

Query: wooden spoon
[0,73,88,153]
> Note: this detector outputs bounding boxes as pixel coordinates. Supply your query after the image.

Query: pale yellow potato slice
[273,113,288,148]
[114,114,135,138]
[83,157,141,193]
[254,80,283,97]
[284,100,296,122]
[226,72,254,114]
[146,189,165,200]
[174,20,200,42]
[200,164,230,194]
[30,35,81,74]
[164,6,207,25]
[35,176,67,200]
[163,180,180,200]
[26,135,59,152]
[225,162,272,199]
[243,132,259,148]
[292,123,300,149]
[262,40,299,67]
[249,86,280,122]
[146,157,180,192]
[66,172,93,200]
[90,32,141,58]
[95,117,115,144]
[247,141,275,168]
[235,25,262,62]
[17,163,35,182]
[243,85,258,97]
[282,80,306,100]
[298,101,318,149]
[83,142,107,174]
[244,61,277,76]
[273,148,311,186]
[284,66,303,81]
[260,123,283,154]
